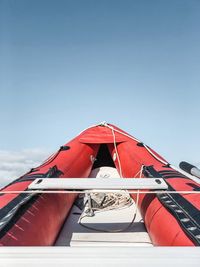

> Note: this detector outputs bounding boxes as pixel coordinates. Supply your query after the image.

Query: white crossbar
[28,178,168,190]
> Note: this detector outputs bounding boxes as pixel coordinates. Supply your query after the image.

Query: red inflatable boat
[0,123,200,246]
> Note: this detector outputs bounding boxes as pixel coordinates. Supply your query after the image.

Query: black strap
[157,186,200,246]
[0,165,63,239]
[143,165,200,246]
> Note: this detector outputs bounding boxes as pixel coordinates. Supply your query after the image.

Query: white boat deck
[2,167,200,266]
[55,202,153,247]
[55,166,153,247]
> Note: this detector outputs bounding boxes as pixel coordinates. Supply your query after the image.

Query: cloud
[0,149,51,188]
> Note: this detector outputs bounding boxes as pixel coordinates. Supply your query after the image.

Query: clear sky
[0,0,200,184]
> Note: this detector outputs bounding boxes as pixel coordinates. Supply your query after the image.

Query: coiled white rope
[79,190,140,233]
[89,191,133,212]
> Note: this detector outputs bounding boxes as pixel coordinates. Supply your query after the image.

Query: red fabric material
[0,124,199,246]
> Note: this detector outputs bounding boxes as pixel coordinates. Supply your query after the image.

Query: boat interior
[55,144,153,247]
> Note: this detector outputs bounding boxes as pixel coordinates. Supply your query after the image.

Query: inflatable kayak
[0,122,200,246]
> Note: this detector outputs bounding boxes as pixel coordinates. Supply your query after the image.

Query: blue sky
[0,0,200,180]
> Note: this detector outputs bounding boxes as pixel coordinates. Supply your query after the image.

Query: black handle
[179,161,195,174]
